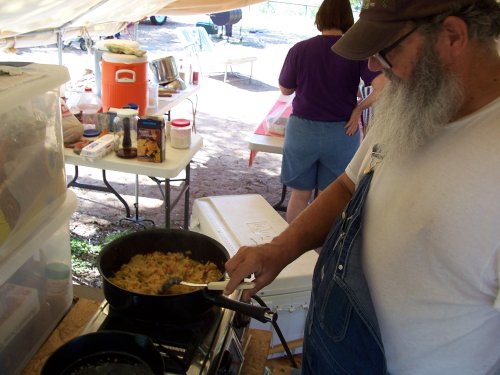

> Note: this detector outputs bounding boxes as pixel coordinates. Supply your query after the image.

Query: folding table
[65,135,203,228]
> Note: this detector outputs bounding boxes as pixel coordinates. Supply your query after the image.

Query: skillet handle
[207,280,255,290]
[203,291,274,323]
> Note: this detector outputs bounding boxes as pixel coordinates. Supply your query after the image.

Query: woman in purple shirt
[279,0,380,223]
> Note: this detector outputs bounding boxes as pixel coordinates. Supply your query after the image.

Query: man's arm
[225,172,355,298]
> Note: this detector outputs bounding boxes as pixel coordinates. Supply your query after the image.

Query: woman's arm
[279,84,295,96]
[344,74,387,135]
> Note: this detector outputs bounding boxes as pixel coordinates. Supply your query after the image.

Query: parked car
[149,16,167,25]
[62,36,94,52]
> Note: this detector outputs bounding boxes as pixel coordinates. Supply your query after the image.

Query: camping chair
[176,26,257,83]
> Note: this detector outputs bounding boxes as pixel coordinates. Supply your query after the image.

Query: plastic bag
[60,98,83,144]
[264,97,293,137]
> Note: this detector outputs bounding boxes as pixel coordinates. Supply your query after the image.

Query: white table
[65,134,203,228]
[247,98,288,211]
[248,133,288,212]
[248,133,283,155]
[148,84,200,131]
[248,94,290,158]
[66,84,201,228]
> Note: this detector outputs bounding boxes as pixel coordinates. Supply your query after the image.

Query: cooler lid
[102,52,148,64]
[94,39,141,52]
[0,62,70,115]
[190,194,318,296]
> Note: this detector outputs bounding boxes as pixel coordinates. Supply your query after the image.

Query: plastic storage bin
[0,191,77,375]
[0,62,70,258]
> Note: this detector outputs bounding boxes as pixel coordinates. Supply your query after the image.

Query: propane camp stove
[83,296,248,375]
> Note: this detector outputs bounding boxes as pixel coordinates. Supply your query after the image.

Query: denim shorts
[281,115,360,191]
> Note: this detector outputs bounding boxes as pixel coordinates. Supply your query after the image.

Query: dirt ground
[56,15,315,243]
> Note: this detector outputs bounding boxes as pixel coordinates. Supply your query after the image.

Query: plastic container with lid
[147,81,159,111]
[0,191,77,375]
[170,119,192,149]
[44,261,71,314]
[0,62,69,253]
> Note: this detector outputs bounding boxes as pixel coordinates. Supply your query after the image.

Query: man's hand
[224,242,288,300]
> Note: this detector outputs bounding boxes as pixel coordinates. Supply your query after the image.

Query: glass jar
[113,108,139,158]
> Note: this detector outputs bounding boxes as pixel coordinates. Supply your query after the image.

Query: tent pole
[57,30,63,65]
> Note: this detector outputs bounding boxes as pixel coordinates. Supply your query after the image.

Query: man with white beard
[224,0,500,374]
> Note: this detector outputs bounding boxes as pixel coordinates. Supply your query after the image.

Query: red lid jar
[170,119,192,149]
[171,119,191,127]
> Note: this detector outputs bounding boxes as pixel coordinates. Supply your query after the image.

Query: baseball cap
[332,0,477,60]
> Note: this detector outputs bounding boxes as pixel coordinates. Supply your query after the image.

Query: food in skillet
[109,251,223,295]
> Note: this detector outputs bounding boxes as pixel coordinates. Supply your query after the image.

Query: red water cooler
[101,52,148,116]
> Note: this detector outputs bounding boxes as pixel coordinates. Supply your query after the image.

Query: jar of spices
[170,119,192,149]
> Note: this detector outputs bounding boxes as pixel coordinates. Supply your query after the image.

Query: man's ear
[438,16,469,60]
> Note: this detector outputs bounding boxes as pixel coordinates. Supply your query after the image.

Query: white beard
[368,42,465,160]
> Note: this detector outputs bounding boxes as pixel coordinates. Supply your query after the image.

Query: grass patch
[71,239,100,275]
[70,230,131,283]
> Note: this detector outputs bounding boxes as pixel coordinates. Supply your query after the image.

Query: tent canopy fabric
[156,0,264,16]
[0,0,265,49]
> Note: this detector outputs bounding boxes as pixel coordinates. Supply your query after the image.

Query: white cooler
[190,194,318,357]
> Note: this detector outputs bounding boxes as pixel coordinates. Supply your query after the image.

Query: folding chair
[176,27,257,83]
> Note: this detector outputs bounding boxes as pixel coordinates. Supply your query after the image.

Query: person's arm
[224,172,355,299]
[344,74,386,136]
[279,84,295,96]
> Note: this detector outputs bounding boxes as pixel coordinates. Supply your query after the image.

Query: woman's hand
[345,106,362,136]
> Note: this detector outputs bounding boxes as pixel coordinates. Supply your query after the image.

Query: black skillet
[41,331,164,375]
[97,228,273,323]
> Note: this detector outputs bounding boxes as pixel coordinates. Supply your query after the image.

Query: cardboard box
[137,117,164,162]
[80,134,114,162]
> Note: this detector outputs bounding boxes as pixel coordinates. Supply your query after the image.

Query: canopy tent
[0,0,265,49]
[155,0,265,16]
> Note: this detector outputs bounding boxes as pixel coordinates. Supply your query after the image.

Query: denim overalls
[301,167,388,374]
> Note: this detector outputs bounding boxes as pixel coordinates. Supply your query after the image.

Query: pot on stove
[97,228,274,323]
[41,331,164,375]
